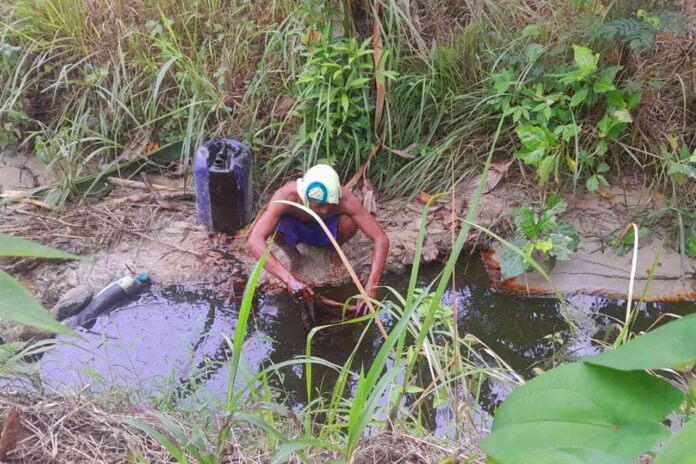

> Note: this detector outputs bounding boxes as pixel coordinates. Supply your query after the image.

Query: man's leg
[273,232,302,270]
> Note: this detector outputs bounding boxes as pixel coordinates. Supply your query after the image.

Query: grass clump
[2,0,693,206]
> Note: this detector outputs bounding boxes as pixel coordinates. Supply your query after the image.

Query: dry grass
[630,28,696,149]
[0,190,196,271]
[0,391,475,464]
[0,391,172,463]
[351,431,483,464]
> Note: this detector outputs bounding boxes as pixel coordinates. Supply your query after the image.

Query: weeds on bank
[488,43,640,191]
[2,0,693,210]
[500,193,580,279]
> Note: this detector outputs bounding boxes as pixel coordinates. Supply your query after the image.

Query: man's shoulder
[338,188,364,213]
[274,181,299,200]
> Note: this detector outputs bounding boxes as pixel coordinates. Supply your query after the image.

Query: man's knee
[337,216,358,244]
[273,232,287,246]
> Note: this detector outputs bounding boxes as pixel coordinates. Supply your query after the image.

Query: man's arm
[246,188,314,299]
[342,192,390,313]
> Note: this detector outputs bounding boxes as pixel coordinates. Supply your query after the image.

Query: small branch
[106,177,183,192]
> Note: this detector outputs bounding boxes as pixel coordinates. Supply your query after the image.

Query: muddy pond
[40,256,695,433]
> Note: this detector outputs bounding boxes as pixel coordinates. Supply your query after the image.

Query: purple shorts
[275,215,340,247]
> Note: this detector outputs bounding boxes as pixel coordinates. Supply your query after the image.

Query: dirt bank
[483,182,696,302]
[0,162,517,310]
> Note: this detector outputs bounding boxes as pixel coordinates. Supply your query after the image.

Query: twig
[139,173,178,210]
[0,194,54,210]
[106,177,182,192]
[101,191,193,207]
[407,355,458,414]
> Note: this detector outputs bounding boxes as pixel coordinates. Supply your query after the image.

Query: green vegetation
[489,44,639,190]
[119,114,511,462]
[483,314,696,463]
[1,0,695,462]
[500,193,580,279]
[0,233,78,335]
[2,0,691,203]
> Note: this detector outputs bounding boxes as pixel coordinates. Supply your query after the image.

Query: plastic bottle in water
[72,273,150,328]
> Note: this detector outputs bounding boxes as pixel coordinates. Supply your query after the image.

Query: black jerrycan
[193,138,253,232]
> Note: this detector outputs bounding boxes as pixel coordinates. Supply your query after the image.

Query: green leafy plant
[489,45,639,190]
[0,233,79,335]
[290,27,374,173]
[599,9,687,51]
[611,225,649,256]
[284,1,398,177]
[686,233,696,258]
[501,194,580,279]
[662,137,696,186]
[483,314,696,464]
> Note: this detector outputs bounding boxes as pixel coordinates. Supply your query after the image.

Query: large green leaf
[0,233,81,259]
[506,447,633,464]
[593,66,622,94]
[586,314,696,371]
[538,153,558,184]
[612,109,633,123]
[0,270,75,336]
[515,147,546,167]
[548,233,575,261]
[654,416,696,464]
[570,86,589,107]
[513,207,540,239]
[517,125,552,149]
[572,45,598,77]
[482,363,682,463]
[500,242,530,279]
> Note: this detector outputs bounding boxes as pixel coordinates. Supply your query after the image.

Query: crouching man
[247,164,389,315]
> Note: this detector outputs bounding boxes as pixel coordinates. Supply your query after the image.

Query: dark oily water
[40,257,695,431]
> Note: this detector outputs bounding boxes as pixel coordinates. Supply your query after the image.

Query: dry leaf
[143,143,160,154]
[419,192,433,203]
[362,178,377,214]
[390,143,418,160]
[372,2,385,133]
[0,407,22,460]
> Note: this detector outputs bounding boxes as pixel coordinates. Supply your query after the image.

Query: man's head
[296,164,342,216]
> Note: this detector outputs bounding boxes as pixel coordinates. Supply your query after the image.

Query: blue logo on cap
[305,181,328,204]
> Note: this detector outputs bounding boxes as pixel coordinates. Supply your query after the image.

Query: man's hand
[354,285,376,317]
[287,275,315,300]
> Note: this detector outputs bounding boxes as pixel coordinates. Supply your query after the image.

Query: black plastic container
[194,138,253,232]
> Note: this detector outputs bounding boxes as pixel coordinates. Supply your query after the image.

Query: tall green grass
[3,0,693,207]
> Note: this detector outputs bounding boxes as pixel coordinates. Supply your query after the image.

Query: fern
[599,11,688,51]
[599,18,657,50]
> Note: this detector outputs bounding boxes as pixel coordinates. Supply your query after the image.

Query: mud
[0,151,56,191]
[2,165,517,314]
